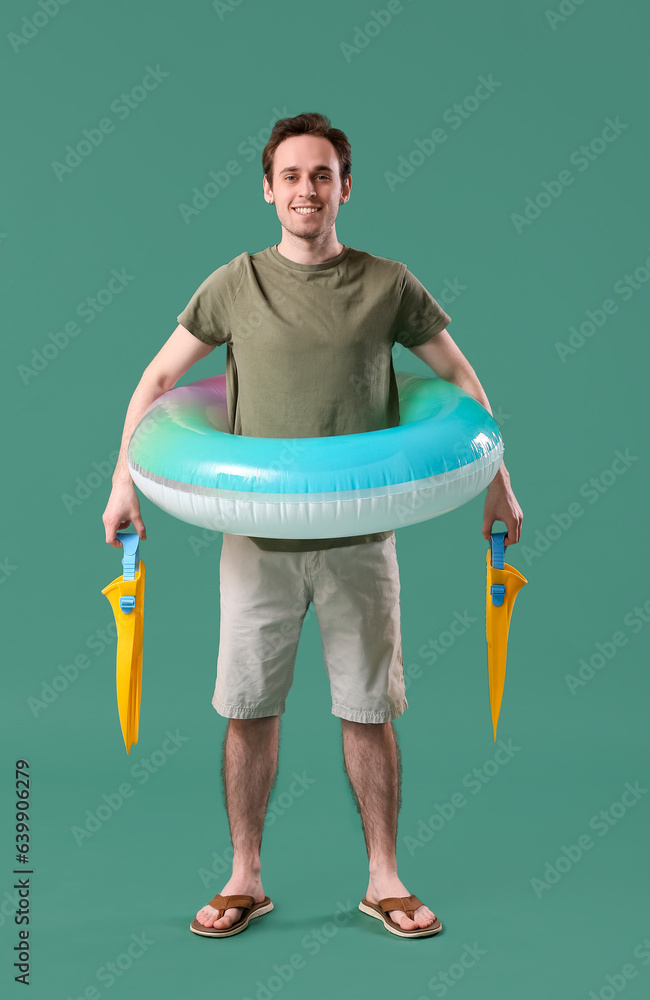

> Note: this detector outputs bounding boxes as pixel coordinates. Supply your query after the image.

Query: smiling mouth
[292,207,322,215]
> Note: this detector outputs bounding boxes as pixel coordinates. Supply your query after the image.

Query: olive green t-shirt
[177,243,451,551]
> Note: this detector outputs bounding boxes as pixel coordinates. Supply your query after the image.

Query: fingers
[483,499,524,547]
[132,515,147,540]
[103,513,145,547]
[504,513,523,546]
[105,524,125,547]
[103,516,119,547]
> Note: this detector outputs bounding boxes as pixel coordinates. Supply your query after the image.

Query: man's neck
[274,235,344,265]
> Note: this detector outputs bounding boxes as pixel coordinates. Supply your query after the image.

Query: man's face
[263,134,351,241]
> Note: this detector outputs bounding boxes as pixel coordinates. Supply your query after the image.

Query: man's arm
[111,324,214,484]
[409,330,523,545]
[103,325,214,546]
[409,329,497,422]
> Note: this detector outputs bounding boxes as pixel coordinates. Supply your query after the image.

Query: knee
[229,715,280,729]
[341,718,392,729]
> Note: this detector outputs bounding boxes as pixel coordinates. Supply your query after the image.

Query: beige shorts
[213,532,407,723]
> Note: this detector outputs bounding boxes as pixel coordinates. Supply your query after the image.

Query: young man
[103,112,523,940]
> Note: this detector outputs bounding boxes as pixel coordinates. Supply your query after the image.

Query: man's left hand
[482,466,523,546]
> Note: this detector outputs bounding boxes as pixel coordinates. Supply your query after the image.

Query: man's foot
[195,875,266,930]
[365,872,437,931]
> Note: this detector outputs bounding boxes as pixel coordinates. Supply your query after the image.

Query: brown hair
[262,112,351,187]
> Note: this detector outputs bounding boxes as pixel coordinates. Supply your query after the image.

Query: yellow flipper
[101,532,145,754]
[486,532,527,741]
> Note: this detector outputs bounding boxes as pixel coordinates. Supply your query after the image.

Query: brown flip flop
[190,893,274,938]
[358,894,442,938]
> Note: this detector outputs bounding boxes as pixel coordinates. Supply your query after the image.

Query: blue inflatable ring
[127,371,504,537]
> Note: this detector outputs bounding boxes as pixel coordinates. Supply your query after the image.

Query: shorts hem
[212,699,285,719]
[331,698,408,723]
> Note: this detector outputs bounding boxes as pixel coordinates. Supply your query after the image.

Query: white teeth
[294,207,319,214]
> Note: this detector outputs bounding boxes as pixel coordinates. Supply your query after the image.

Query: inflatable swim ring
[127,371,504,537]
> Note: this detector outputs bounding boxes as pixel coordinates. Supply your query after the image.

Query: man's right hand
[101,324,216,548]
[103,480,147,548]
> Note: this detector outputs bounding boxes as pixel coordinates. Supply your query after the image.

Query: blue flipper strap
[116,531,140,614]
[490,531,507,606]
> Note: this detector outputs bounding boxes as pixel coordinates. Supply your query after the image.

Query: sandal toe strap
[378,894,423,921]
[207,893,256,918]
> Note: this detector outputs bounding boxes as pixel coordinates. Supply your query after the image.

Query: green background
[2,0,648,997]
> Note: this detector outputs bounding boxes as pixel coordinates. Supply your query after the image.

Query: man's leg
[341,718,438,931]
[194,715,280,929]
[197,534,310,929]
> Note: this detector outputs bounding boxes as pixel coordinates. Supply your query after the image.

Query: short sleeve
[391,265,451,348]
[177,260,239,346]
